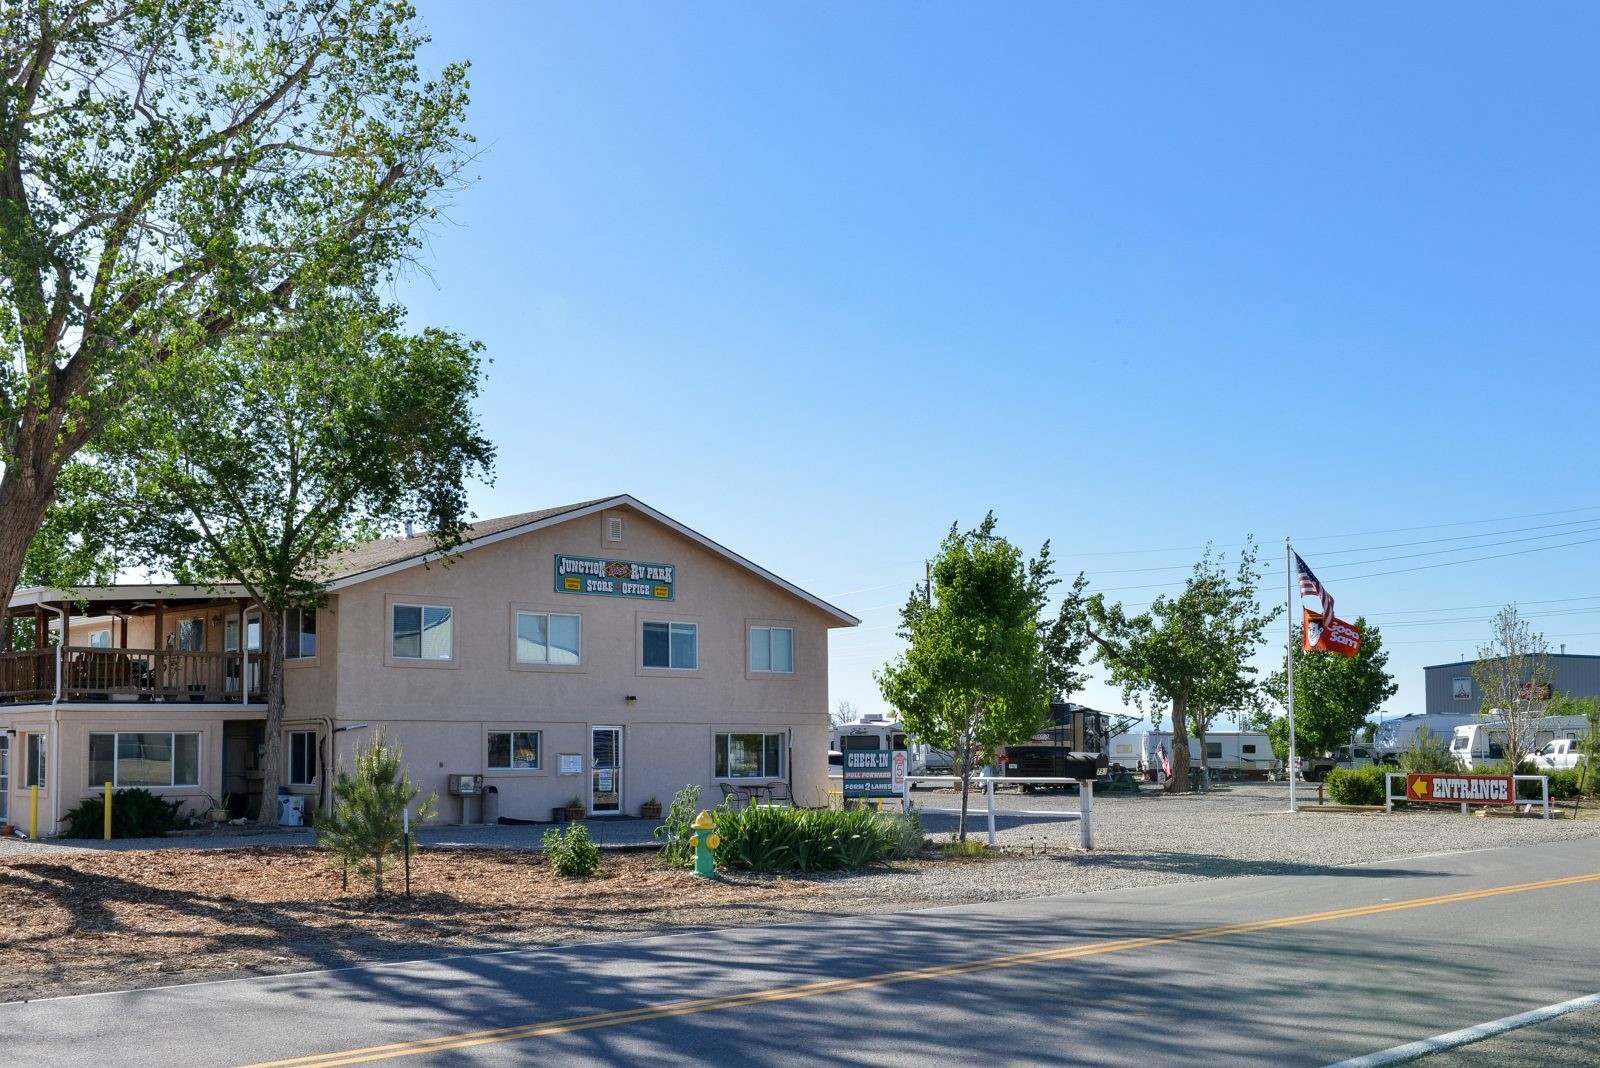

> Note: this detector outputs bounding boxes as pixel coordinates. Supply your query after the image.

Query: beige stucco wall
[323,505,841,821]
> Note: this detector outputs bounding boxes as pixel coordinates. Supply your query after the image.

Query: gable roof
[322,495,860,627]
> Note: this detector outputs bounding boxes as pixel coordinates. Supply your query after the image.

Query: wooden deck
[0,646,266,704]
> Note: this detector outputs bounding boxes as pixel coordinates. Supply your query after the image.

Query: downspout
[45,602,66,838]
[318,714,334,816]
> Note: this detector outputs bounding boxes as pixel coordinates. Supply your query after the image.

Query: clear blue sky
[399,2,1600,727]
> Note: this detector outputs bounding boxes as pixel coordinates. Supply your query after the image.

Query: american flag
[1295,553,1333,621]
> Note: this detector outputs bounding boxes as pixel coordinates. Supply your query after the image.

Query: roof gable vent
[606,516,623,543]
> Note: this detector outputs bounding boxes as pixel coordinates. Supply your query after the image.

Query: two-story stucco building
[0,496,858,834]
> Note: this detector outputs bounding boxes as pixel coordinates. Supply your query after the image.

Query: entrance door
[0,734,8,823]
[591,727,622,815]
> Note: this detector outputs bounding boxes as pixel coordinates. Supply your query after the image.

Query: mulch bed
[0,847,839,1002]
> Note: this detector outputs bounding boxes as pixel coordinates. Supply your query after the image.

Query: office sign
[555,555,675,600]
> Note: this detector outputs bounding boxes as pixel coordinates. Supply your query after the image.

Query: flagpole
[1286,537,1298,813]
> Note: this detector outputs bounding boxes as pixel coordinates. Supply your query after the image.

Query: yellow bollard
[30,784,38,839]
[104,781,113,840]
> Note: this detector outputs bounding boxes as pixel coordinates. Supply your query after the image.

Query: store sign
[1406,773,1514,806]
[555,555,675,600]
[842,749,896,798]
[1452,677,1472,701]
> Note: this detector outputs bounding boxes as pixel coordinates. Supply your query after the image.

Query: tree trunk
[1165,687,1194,793]
[1194,714,1211,793]
[374,853,384,896]
[254,604,286,826]
[0,470,56,612]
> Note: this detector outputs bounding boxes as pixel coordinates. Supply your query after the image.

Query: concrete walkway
[0,816,666,855]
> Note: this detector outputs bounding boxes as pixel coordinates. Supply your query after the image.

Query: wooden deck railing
[0,647,265,704]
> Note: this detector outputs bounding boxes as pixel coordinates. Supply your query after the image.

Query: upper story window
[642,621,697,670]
[517,612,580,665]
[285,607,317,659]
[393,604,453,661]
[750,626,793,673]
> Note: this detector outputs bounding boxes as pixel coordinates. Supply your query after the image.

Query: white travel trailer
[1106,729,1277,779]
[1449,714,1589,770]
[830,714,952,775]
[1374,713,1478,758]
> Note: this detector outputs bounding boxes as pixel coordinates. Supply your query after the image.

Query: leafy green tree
[0,0,472,612]
[1078,541,1278,793]
[316,732,436,895]
[97,293,493,822]
[1473,605,1554,770]
[1262,618,1397,756]
[1547,693,1600,795]
[876,514,1066,840]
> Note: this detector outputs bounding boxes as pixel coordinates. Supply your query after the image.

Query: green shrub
[653,784,702,868]
[878,807,926,859]
[709,804,898,873]
[542,822,601,877]
[941,837,995,859]
[1326,765,1391,806]
[61,788,185,839]
[1398,727,1458,774]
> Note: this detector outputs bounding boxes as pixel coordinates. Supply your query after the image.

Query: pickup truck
[1300,744,1386,783]
[1526,738,1587,770]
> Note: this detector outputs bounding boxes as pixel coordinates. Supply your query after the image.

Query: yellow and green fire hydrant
[689,809,720,877]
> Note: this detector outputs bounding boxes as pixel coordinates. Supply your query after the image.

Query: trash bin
[482,785,499,825]
[277,795,306,827]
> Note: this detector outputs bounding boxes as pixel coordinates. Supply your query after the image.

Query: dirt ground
[0,846,920,1003]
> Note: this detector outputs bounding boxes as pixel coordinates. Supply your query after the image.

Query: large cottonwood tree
[100,292,494,822]
[0,0,471,611]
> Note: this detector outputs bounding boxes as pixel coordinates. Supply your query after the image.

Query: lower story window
[88,732,200,788]
[288,730,316,786]
[488,730,542,770]
[715,732,783,779]
[24,734,46,789]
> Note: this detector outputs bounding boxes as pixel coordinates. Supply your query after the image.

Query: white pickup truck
[1525,738,1587,770]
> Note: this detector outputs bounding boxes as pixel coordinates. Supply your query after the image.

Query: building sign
[1405,773,1514,806]
[555,555,675,600]
[842,749,896,798]
[1452,677,1472,701]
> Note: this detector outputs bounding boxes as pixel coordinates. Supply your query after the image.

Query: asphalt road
[7,837,1598,1067]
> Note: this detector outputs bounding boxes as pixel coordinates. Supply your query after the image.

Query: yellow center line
[245,870,1600,1068]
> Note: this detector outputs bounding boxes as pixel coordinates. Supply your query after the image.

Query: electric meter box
[447,773,483,796]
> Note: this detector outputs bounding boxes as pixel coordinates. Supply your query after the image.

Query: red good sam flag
[1303,609,1361,657]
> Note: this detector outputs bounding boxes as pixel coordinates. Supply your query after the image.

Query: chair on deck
[761,781,792,806]
[719,782,749,809]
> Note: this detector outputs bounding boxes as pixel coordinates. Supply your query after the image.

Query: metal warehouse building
[1424,653,1600,714]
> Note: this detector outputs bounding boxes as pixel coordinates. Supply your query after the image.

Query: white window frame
[287,730,317,786]
[87,731,201,788]
[390,602,455,662]
[88,629,113,649]
[487,729,543,771]
[23,733,46,789]
[749,625,794,674]
[642,620,698,671]
[714,732,785,780]
[515,611,582,666]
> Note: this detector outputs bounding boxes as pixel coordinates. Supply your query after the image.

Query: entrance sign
[843,749,896,798]
[555,555,675,600]
[1406,773,1514,806]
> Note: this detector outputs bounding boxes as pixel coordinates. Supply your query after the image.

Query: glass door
[591,727,622,815]
[0,734,8,823]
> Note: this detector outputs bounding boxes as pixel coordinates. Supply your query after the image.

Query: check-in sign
[843,749,895,798]
[1406,773,1514,806]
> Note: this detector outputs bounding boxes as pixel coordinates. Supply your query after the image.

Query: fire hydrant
[689,809,720,877]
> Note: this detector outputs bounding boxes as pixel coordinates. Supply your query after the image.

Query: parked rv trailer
[997,702,1111,785]
[1374,713,1477,760]
[830,714,953,776]
[1105,729,1277,779]
[1449,715,1589,770]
